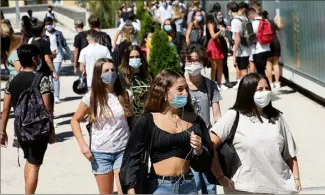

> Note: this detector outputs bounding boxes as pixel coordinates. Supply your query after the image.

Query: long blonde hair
[121,23,135,43]
[172,4,182,19]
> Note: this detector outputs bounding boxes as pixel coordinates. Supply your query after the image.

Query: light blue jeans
[148,174,198,194]
[53,62,62,98]
[191,168,217,194]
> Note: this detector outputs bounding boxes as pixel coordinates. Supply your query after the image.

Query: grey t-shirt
[189,77,222,128]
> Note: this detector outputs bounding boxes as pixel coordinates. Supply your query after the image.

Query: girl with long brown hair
[71,58,133,194]
[118,45,152,117]
[120,69,214,194]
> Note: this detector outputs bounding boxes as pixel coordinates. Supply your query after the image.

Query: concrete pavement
[1,21,325,194]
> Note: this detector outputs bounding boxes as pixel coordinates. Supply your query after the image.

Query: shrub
[149,29,181,76]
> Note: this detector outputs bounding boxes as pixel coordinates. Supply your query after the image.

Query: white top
[46,31,58,52]
[231,15,251,57]
[78,43,112,87]
[46,30,63,63]
[252,17,271,54]
[118,20,141,45]
[82,92,130,153]
[157,5,173,24]
[211,110,298,194]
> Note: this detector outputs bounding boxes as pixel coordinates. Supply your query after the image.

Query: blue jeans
[148,174,198,194]
[91,150,124,174]
[53,61,62,98]
[191,168,216,194]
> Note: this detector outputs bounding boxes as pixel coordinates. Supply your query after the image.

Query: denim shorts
[91,150,124,174]
[147,173,198,194]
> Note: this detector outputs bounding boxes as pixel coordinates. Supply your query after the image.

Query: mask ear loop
[171,106,194,194]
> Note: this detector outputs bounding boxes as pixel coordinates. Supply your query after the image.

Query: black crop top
[119,113,214,193]
[150,121,197,163]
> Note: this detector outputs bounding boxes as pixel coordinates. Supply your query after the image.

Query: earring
[164,96,167,101]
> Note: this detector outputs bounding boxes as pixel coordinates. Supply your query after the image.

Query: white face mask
[185,62,203,76]
[254,90,272,108]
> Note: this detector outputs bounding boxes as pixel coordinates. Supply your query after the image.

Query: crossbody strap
[228,110,239,144]
[31,73,44,88]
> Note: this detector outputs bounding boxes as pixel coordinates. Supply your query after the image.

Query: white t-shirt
[118,20,141,45]
[211,110,298,194]
[157,5,173,24]
[78,43,112,87]
[252,17,271,55]
[46,31,64,63]
[231,15,251,57]
[82,92,130,153]
[46,31,58,52]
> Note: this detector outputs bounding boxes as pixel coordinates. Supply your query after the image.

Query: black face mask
[48,10,52,13]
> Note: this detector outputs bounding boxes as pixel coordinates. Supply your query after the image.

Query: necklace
[168,115,181,128]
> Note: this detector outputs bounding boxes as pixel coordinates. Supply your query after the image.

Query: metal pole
[15,0,20,28]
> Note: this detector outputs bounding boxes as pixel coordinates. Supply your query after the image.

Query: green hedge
[149,29,181,76]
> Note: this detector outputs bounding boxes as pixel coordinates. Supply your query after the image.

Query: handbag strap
[227,110,239,144]
[144,113,154,162]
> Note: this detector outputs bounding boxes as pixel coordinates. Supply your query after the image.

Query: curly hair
[180,44,208,66]
[144,69,194,113]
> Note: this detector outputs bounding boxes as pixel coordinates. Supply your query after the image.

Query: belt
[149,172,193,182]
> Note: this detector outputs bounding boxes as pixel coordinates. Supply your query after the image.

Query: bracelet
[294,178,300,180]
[1,133,7,136]
[193,149,203,155]
[217,175,225,180]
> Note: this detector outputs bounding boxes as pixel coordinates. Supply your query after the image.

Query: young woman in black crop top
[119,69,214,194]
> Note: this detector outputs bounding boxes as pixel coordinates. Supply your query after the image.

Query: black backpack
[14,73,53,144]
[96,31,112,53]
[235,17,256,47]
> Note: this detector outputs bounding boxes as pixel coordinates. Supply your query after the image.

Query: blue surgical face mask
[196,16,203,22]
[164,25,172,32]
[162,2,167,7]
[129,58,142,68]
[101,71,117,85]
[169,95,188,109]
[45,25,53,31]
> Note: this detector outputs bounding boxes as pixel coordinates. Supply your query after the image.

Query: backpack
[14,73,53,144]
[236,17,256,46]
[189,29,202,44]
[256,19,274,44]
[204,77,215,106]
[97,31,112,53]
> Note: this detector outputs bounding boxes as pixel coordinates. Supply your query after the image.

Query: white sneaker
[274,82,281,89]
[233,80,240,90]
[54,96,61,104]
[218,84,229,91]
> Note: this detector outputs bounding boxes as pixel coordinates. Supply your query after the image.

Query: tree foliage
[149,29,181,76]
[88,0,128,29]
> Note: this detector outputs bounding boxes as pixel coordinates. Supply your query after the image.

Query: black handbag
[216,110,242,185]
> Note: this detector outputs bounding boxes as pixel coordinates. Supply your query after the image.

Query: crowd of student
[1,0,301,194]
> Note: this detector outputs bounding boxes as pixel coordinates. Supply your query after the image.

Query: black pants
[220,37,229,81]
[253,51,270,77]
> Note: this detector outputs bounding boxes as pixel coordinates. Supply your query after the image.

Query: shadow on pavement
[57,119,71,126]
[54,112,75,119]
[55,131,74,142]
[61,96,82,102]
[60,65,76,76]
